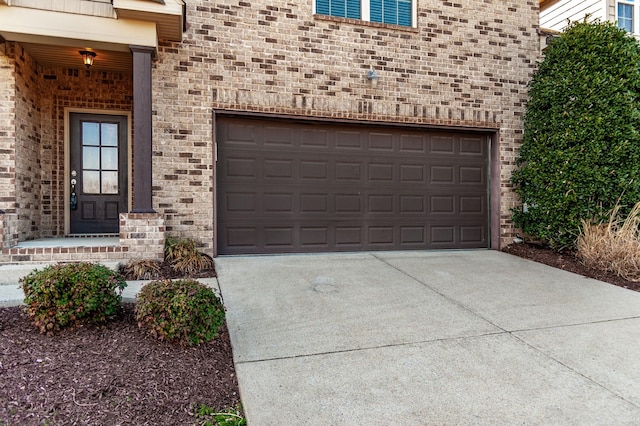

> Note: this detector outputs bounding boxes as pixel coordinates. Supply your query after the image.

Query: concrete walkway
[216,250,640,425]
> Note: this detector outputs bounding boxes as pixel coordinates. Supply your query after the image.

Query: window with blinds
[370,0,412,26]
[315,0,413,27]
[316,0,361,20]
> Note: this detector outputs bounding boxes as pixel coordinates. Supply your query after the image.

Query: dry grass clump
[122,259,162,280]
[165,237,214,276]
[577,202,640,281]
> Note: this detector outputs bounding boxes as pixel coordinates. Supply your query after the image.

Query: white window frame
[617,0,638,35]
[312,0,418,28]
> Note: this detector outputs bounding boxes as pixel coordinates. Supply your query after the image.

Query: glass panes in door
[81,121,120,194]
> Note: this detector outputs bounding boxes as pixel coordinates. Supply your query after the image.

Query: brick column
[119,213,165,261]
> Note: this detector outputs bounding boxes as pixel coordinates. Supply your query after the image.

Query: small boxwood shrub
[135,279,225,346]
[20,262,127,334]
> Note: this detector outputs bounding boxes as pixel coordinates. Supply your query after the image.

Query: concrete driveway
[216,250,640,425]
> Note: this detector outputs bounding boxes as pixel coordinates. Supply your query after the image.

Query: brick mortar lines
[153,0,539,247]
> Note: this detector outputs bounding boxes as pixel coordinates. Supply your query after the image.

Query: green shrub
[135,279,225,346]
[512,20,640,249]
[20,262,126,333]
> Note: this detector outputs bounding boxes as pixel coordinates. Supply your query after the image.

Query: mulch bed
[503,242,640,292]
[3,245,638,424]
[0,264,241,425]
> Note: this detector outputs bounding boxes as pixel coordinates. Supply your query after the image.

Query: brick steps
[0,245,129,264]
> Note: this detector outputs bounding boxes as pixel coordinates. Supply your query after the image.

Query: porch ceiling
[18,42,132,73]
[0,4,158,72]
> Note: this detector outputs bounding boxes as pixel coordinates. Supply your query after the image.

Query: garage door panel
[400,226,426,245]
[400,164,425,182]
[430,165,455,183]
[460,226,485,243]
[263,193,294,213]
[217,117,489,254]
[368,227,394,245]
[264,159,294,178]
[224,123,256,145]
[430,136,456,153]
[400,195,426,214]
[335,131,362,149]
[368,194,394,214]
[301,128,329,147]
[301,227,329,247]
[459,166,484,184]
[225,157,257,178]
[369,132,395,151]
[300,160,329,179]
[460,196,485,214]
[400,134,426,152]
[225,227,258,249]
[335,194,362,213]
[264,227,295,248]
[225,192,256,212]
[368,163,394,181]
[460,136,486,155]
[301,193,329,213]
[336,162,362,180]
[430,195,455,214]
[264,126,294,147]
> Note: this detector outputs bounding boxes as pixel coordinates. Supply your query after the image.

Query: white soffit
[113,0,184,41]
[0,5,158,51]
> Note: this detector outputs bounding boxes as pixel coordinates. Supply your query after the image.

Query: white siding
[540,0,607,31]
[6,0,114,18]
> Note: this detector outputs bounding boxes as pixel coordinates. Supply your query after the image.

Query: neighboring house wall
[152,0,539,251]
[13,43,41,241]
[540,0,606,31]
[5,0,114,17]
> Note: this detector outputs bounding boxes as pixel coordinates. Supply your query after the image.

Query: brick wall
[1,42,133,240]
[0,0,539,252]
[0,42,16,216]
[13,43,41,241]
[152,0,540,250]
[39,65,133,237]
[119,212,165,261]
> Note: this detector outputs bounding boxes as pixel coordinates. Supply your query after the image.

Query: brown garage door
[216,116,489,254]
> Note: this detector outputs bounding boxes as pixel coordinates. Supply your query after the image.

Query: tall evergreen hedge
[512,20,640,249]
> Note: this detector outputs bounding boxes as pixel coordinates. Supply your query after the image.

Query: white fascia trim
[112,0,183,16]
[0,5,158,50]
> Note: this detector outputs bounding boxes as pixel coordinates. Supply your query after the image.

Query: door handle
[70,177,77,210]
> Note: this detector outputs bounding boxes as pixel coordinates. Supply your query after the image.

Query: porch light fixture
[367,68,379,87]
[79,50,96,69]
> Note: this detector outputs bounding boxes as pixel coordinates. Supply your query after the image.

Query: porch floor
[1,237,128,264]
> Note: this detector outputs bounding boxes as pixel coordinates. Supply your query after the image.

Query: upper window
[618,1,636,34]
[370,0,412,26]
[315,0,415,27]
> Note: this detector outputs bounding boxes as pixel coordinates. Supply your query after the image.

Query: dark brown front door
[216,116,489,254]
[70,113,128,234]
